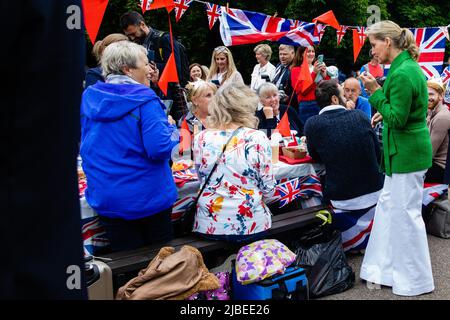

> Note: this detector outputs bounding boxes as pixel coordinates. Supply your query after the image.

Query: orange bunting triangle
[179,117,191,155]
[276,112,291,137]
[158,52,179,96]
[352,28,363,62]
[142,0,175,13]
[300,50,314,94]
[312,10,340,30]
[82,0,109,44]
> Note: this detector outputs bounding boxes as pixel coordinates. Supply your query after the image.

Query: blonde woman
[180,80,217,134]
[359,20,434,296]
[193,84,276,242]
[206,46,244,89]
[250,44,276,92]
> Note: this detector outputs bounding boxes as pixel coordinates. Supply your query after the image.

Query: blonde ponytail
[400,28,420,61]
[366,21,420,61]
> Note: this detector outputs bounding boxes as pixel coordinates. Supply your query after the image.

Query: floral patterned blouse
[193,127,276,236]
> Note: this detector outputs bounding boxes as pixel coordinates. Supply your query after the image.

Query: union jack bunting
[356,26,367,45]
[140,0,152,12]
[220,8,320,47]
[173,0,193,22]
[411,27,446,79]
[205,3,222,30]
[441,66,450,83]
[336,25,348,46]
[82,217,110,256]
[314,24,327,42]
[171,196,196,221]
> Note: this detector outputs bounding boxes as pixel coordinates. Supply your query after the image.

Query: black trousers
[99,208,174,252]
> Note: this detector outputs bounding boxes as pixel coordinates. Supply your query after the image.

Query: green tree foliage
[86,0,449,81]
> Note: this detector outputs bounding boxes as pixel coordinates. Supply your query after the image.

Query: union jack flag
[423,183,448,206]
[336,25,348,46]
[289,19,306,30]
[411,27,446,79]
[173,0,193,22]
[274,175,322,207]
[82,217,110,256]
[333,206,375,252]
[205,3,222,30]
[441,66,450,83]
[276,178,302,207]
[171,196,196,221]
[219,8,320,47]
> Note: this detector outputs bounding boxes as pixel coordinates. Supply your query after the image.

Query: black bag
[292,225,355,298]
[423,191,450,239]
[178,127,242,235]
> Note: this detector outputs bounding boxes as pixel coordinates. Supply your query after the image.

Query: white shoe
[366,281,381,290]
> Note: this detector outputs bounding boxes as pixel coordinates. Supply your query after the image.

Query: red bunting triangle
[82,0,109,44]
[352,27,367,62]
[312,10,340,30]
[158,52,179,96]
[179,117,191,155]
[141,0,175,13]
[276,112,291,137]
[300,49,314,94]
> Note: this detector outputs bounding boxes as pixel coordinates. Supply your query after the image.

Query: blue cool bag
[232,266,309,300]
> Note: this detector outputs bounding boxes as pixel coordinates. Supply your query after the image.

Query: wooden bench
[99,204,328,291]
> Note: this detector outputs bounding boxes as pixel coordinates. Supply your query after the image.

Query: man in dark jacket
[120,11,188,120]
[272,44,296,107]
[304,80,383,205]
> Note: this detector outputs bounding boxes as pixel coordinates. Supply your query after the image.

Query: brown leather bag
[116,246,219,300]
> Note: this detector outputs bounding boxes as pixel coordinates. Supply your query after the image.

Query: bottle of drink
[271,133,282,164]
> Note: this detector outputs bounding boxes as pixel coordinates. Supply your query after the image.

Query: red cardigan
[291,66,330,102]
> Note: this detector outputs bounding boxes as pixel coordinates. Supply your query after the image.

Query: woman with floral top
[193,84,276,242]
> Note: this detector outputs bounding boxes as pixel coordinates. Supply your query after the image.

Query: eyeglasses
[214,46,228,53]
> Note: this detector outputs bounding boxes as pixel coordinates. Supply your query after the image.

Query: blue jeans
[298,100,320,125]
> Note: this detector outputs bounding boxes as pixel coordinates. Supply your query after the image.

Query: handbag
[424,192,450,239]
[178,127,242,235]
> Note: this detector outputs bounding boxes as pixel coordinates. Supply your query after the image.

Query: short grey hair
[101,41,147,77]
[254,44,272,60]
[257,82,279,99]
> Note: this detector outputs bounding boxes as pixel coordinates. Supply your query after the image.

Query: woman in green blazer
[359,20,434,297]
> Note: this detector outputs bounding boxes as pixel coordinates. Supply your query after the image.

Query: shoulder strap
[195,127,242,201]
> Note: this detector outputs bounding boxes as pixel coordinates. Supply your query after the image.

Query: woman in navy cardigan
[256,82,304,138]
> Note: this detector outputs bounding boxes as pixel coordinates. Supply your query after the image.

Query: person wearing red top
[361,56,385,78]
[291,46,330,125]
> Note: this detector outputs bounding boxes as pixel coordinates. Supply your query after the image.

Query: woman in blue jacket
[80,41,179,252]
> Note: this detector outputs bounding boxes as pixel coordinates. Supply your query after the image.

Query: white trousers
[360,170,434,296]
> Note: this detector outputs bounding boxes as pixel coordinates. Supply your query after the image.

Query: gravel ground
[319,234,450,300]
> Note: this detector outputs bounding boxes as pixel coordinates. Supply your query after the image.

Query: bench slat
[102,204,328,275]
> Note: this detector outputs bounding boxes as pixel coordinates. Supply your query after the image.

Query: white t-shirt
[250,62,276,92]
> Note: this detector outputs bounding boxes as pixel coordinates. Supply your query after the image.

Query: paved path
[319,234,450,300]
